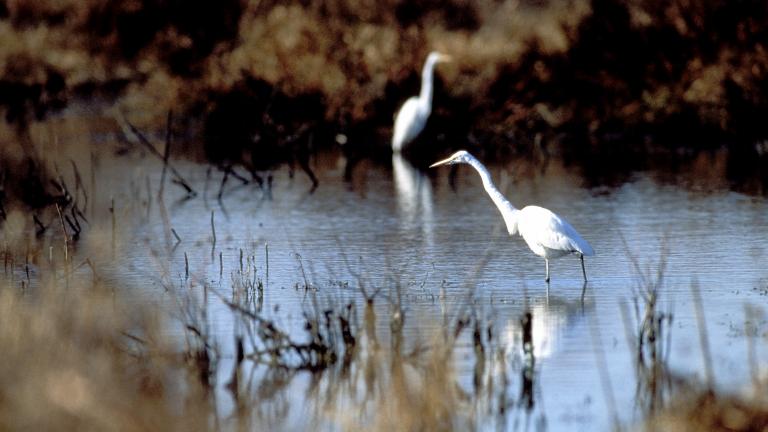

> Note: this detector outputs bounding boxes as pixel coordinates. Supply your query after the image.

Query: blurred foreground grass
[0,232,492,431]
[0,273,212,431]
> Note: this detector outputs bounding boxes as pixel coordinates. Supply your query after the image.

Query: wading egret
[392,51,452,153]
[430,150,595,283]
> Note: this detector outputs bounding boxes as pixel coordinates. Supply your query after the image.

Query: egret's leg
[545,259,550,283]
[580,254,587,282]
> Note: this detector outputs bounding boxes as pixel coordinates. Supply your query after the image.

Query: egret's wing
[392,97,427,151]
[522,206,595,256]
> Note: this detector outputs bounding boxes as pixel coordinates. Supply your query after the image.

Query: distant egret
[430,150,595,283]
[392,51,452,153]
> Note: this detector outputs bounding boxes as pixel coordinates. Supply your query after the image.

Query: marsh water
[44,137,768,430]
[83,145,764,429]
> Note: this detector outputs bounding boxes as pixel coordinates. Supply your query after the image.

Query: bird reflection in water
[392,153,435,249]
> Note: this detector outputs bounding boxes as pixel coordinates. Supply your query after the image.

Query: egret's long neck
[418,58,437,112]
[465,156,520,235]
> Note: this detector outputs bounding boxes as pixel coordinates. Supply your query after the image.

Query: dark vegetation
[0,0,763,262]
[1,0,768,212]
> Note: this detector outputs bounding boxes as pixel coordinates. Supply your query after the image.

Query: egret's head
[429,150,472,168]
[427,51,452,65]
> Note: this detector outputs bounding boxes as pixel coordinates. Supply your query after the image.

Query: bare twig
[110,197,116,254]
[120,115,196,196]
[160,110,173,192]
[55,204,69,263]
[70,159,87,211]
[171,228,182,245]
[744,304,762,389]
[691,281,714,388]
[210,210,216,258]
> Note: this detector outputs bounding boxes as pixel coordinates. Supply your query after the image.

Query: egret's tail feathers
[578,242,595,256]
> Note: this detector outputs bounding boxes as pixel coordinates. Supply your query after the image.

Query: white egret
[430,150,595,283]
[392,51,452,153]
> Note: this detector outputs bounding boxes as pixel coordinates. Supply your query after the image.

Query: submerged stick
[110,197,116,255]
[55,204,69,263]
[160,110,172,193]
[120,114,196,196]
[171,228,182,245]
[33,214,46,237]
[210,210,216,258]
[70,159,88,212]
[691,282,714,388]
[745,305,760,388]
[24,253,30,285]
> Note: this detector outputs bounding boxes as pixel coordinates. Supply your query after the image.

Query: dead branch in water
[119,114,197,197]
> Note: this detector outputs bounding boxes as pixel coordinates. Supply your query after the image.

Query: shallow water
[47,140,766,430]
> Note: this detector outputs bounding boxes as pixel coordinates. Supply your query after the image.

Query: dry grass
[622,248,768,431]
[642,385,768,431]
[0,214,508,431]
[0,277,213,431]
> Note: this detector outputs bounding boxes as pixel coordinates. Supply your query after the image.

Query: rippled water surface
[84,147,768,431]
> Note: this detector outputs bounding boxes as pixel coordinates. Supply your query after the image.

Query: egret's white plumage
[392,51,451,152]
[430,150,595,282]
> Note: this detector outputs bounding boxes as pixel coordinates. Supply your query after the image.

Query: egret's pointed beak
[429,155,455,168]
[438,54,453,63]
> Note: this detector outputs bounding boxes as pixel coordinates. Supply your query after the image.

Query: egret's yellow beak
[438,54,453,63]
[429,155,455,168]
